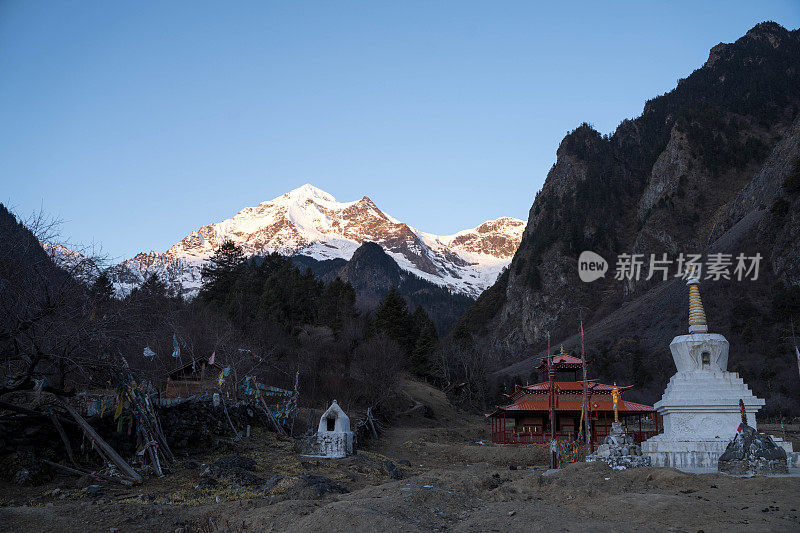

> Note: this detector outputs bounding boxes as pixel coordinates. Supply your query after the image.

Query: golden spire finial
[686,266,708,334]
[559,344,565,355]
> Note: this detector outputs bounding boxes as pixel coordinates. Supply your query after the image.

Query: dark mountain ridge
[292,242,474,334]
[458,22,800,417]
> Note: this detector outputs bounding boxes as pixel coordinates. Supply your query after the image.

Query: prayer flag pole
[547,332,556,469]
[793,319,800,379]
[580,318,590,449]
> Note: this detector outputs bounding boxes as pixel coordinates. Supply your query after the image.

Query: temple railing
[491,430,575,444]
[491,429,659,445]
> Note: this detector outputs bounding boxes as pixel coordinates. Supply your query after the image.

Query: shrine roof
[534,353,585,369]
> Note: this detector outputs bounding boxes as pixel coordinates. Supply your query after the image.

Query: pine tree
[259,262,322,331]
[317,277,357,331]
[131,273,168,300]
[199,240,245,306]
[374,288,414,353]
[91,272,115,300]
[411,313,438,377]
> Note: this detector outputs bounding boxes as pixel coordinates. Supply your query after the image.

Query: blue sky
[2,1,798,261]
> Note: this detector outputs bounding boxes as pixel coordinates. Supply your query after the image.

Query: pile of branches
[0,392,149,485]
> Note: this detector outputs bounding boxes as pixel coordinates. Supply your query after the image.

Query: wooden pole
[140,426,163,477]
[48,411,78,467]
[258,395,287,436]
[580,319,589,448]
[124,387,175,464]
[547,332,556,469]
[366,407,378,439]
[219,393,241,440]
[638,413,642,441]
[59,401,142,483]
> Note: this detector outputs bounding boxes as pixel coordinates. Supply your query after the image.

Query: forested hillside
[0,207,471,417]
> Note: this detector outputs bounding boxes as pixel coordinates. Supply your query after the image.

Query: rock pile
[586,422,651,470]
[718,422,788,475]
[198,455,264,489]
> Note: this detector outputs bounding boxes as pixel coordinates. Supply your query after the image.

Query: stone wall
[0,399,276,484]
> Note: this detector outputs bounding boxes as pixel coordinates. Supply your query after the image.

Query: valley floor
[1,381,799,532]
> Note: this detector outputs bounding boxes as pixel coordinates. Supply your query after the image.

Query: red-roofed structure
[487,346,657,446]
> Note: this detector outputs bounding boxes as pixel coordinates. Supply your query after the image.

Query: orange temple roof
[488,398,654,416]
[507,381,634,401]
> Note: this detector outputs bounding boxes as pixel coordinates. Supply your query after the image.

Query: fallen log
[58,400,142,483]
[41,459,133,486]
[0,400,77,427]
[42,458,96,478]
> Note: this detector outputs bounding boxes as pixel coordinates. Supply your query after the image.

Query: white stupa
[312,400,354,458]
[642,272,793,470]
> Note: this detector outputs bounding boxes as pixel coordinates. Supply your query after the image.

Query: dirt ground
[1,380,799,532]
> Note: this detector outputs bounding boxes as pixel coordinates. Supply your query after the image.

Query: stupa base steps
[643,437,798,470]
[643,437,731,469]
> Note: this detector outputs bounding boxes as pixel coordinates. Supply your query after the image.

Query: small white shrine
[642,274,793,469]
[312,400,354,459]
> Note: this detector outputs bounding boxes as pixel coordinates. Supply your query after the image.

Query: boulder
[381,460,403,480]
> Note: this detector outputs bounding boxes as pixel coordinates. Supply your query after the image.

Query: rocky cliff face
[463,22,800,416]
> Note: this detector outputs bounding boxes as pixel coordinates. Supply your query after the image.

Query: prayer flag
[143,346,156,359]
[172,333,180,358]
[208,351,215,365]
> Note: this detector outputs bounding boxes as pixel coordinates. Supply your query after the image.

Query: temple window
[327,417,336,431]
[701,352,710,368]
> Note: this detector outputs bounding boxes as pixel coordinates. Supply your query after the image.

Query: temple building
[164,357,230,398]
[487,347,657,446]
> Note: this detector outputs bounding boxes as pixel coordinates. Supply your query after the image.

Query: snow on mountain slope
[40,242,100,281]
[110,184,524,298]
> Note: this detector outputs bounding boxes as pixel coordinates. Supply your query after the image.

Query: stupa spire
[686,267,708,334]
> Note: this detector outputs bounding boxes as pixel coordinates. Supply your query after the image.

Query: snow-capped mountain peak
[278,183,340,205]
[109,185,525,298]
